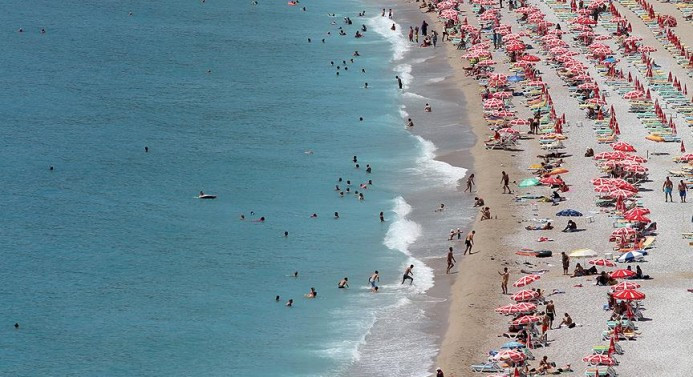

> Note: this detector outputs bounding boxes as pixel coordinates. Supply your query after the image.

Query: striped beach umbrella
[495,302,537,315]
[611,281,641,291]
[511,289,540,302]
[588,258,616,267]
[583,354,617,365]
[624,207,650,217]
[511,315,542,326]
[513,274,541,287]
[609,269,636,279]
[610,227,637,240]
[612,289,646,301]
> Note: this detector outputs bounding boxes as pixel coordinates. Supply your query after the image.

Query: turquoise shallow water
[0,1,454,376]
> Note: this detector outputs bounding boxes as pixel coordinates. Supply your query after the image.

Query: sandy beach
[391,0,693,375]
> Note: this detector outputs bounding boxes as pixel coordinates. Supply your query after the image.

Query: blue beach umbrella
[508,75,524,82]
[617,250,644,263]
[556,209,583,217]
[501,341,526,349]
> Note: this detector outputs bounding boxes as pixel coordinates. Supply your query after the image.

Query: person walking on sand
[501,171,512,194]
[663,176,674,202]
[679,180,687,202]
[446,247,457,274]
[498,267,509,294]
[561,252,570,275]
[465,173,475,192]
[464,230,475,255]
[402,264,414,284]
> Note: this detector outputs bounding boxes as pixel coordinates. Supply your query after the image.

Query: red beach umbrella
[513,274,541,287]
[583,354,617,365]
[511,289,539,302]
[624,213,651,223]
[611,141,636,152]
[541,177,563,186]
[495,302,537,315]
[624,207,650,217]
[588,258,616,267]
[606,189,636,199]
[611,281,641,291]
[610,227,637,239]
[496,350,527,362]
[612,289,646,301]
[610,269,636,279]
[622,164,648,174]
[512,315,542,326]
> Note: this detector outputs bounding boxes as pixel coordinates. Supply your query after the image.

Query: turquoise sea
[0,1,469,376]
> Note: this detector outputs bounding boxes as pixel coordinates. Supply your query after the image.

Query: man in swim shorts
[464,230,475,255]
[663,176,674,202]
[401,264,414,285]
[369,271,379,289]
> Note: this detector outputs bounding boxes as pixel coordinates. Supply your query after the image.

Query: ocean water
[0,1,467,376]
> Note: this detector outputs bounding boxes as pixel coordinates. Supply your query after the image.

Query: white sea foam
[402,92,427,100]
[368,17,410,61]
[394,63,413,90]
[399,105,409,119]
[383,197,434,294]
[428,76,446,83]
[412,135,467,187]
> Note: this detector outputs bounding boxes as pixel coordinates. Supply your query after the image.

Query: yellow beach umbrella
[569,248,597,258]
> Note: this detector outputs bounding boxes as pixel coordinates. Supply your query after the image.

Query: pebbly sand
[390,0,692,375]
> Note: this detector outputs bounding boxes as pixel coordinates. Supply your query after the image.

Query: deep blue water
[0,1,443,376]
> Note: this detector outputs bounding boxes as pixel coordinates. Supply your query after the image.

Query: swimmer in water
[390,23,396,31]
[364,82,368,89]
[144,146,149,152]
[355,164,360,169]
[406,118,414,128]
[361,69,366,73]
[366,164,371,173]
[335,185,340,191]
[49,166,54,171]
[286,299,293,307]
[339,191,344,197]
[338,277,349,288]
[276,295,280,301]
[305,287,317,298]
[294,271,299,278]
[311,213,318,218]
[284,231,288,237]
[359,193,364,200]
[359,116,363,121]
[353,155,358,163]
[334,211,340,219]
[379,211,385,221]
[240,214,245,220]
[369,270,380,289]
[424,103,432,112]
[435,204,445,212]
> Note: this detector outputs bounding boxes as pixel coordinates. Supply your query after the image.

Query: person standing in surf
[369,270,380,289]
[401,264,414,285]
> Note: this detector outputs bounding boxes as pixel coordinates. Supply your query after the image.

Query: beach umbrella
[493,91,513,99]
[521,54,540,62]
[477,60,497,67]
[594,184,618,193]
[624,214,651,223]
[513,274,541,287]
[679,153,693,161]
[617,251,644,263]
[506,43,526,52]
[511,315,542,326]
[518,178,540,187]
[569,248,597,258]
[578,82,598,90]
[495,302,537,315]
[511,290,539,302]
[583,354,617,366]
[591,178,614,186]
[492,110,516,117]
[540,177,563,186]
[484,98,505,109]
[609,269,636,279]
[621,154,647,163]
[611,142,635,152]
[610,227,637,239]
[510,119,529,126]
[594,151,625,160]
[612,289,646,301]
[496,350,527,362]
[501,341,527,349]
[611,281,641,291]
[556,209,582,217]
[622,164,648,174]
[624,207,650,217]
[588,258,616,267]
[624,90,644,99]
[638,46,656,53]
[606,189,636,199]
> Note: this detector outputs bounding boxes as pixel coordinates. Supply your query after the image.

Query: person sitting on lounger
[562,220,577,232]
[572,263,585,277]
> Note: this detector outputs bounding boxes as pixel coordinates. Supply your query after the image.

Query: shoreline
[386,1,525,375]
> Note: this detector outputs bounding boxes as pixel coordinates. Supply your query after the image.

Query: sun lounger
[470,361,505,373]
[584,366,617,377]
